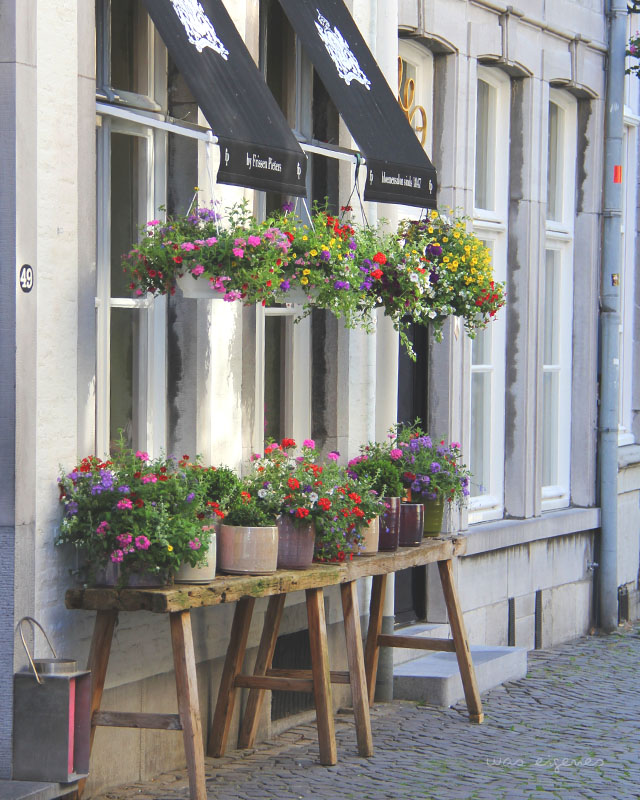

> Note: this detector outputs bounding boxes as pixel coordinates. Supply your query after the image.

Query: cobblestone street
[94,626,640,800]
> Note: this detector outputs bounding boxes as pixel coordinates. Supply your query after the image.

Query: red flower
[352,507,365,518]
[173,256,183,264]
[281,438,296,449]
[373,252,387,265]
[295,507,310,518]
[135,498,144,508]
[337,550,346,561]
[318,498,331,511]
[371,269,383,280]
[348,492,361,503]
[134,471,142,479]
[288,477,300,490]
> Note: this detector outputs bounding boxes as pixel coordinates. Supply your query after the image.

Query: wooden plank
[76,609,118,799]
[340,581,373,757]
[306,587,337,766]
[234,674,314,692]
[208,596,255,757]
[377,634,456,652]
[169,611,207,800]
[437,559,484,724]
[93,711,182,730]
[364,574,386,706]
[65,538,467,613]
[238,593,286,749]
[266,668,350,684]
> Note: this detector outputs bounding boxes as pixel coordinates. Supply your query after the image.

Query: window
[619,113,639,444]
[541,90,576,508]
[468,67,509,523]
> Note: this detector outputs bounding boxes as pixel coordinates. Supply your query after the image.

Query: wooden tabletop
[65,536,466,614]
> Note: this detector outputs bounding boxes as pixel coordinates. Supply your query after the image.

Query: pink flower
[327,451,340,461]
[205,237,218,246]
[223,290,243,302]
[390,449,403,460]
[180,242,196,251]
[234,238,246,247]
[251,453,262,461]
[303,439,315,449]
[191,264,204,276]
[232,247,244,259]
[141,473,158,484]
[212,275,230,292]
[117,498,133,510]
[188,538,201,550]
[247,235,261,247]
[135,450,149,461]
[110,549,124,563]
[135,535,151,550]
[116,532,133,546]
[147,220,160,227]
[96,521,110,535]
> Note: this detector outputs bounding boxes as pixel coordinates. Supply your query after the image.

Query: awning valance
[142,0,307,196]
[276,0,438,208]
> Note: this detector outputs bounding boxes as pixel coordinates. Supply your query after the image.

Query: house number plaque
[19,264,34,293]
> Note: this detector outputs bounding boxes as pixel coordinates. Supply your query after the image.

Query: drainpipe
[598,0,626,630]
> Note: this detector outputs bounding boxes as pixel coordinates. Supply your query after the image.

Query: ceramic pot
[355,517,379,556]
[177,273,223,299]
[175,528,218,583]
[94,562,170,588]
[423,497,445,537]
[378,497,401,551]
[218,524,278,575]
[277,517,315,570]
[399,503,424,547]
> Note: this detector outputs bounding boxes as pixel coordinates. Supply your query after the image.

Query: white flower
[309,492,319,503]
[258,489,268,499]
[409,273,420,283]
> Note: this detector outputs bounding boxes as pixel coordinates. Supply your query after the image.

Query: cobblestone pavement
[94,626,640,800]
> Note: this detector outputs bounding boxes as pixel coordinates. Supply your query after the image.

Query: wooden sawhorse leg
[77,609,207,800]
[364,561,484,724]
[306,587,337,765]
[437,559,484,723]
[340,581,373,757]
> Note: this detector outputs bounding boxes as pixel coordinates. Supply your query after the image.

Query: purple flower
[186,492,195,503]
[334,280,350,290]
[430,462,441,474]
[280,279,291,291]
[282,202,294,213]
[67,471,79,481]
[320,250,331,262]
[429,269,439,285]
[426,243,443,258]
[91,485,104,496]
[117,485,130,494]
[420,475,431,484]
[101,470,114,488]
[65,501,79,516]
[411,480,422,492]
[359,280,373,290]
[348,238,357,251]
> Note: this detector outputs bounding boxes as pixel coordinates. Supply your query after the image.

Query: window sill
[462,506,600,557]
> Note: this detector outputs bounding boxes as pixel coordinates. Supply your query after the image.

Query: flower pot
[277,517,315,570]
[94,562,170,588]
[399,503,424,547]
[355,517,379,556]
[423,497,445,537]
[218,524,278,575]
[175,529,217,584]
[177,272,224,299]
[378,497,401,551]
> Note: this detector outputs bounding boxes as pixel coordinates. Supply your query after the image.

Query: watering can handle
[17,616,58,685]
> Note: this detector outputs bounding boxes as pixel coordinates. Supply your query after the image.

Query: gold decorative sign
[398,56,427,148]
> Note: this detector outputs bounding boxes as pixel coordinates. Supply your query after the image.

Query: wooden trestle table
[66,535,483,800]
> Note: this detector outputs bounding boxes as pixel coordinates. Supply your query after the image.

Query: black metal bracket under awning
[275,0,437,209]
[142,0,307,197]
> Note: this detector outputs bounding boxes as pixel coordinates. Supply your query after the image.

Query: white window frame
[96,7,168,457]
[468,66,510,524]
[619,111,640,445]
[541,88,576,510]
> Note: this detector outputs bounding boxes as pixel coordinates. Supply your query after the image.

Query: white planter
[175,531,217,584]
[176,272,224,299]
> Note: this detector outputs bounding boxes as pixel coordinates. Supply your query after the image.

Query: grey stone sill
[462,506,600,556]
[618,443,640,469]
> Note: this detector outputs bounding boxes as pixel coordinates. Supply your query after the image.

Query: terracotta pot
[355,517,379,556]
[175,528,218,583]
[378,497,401,551]
[218,524,278,575]
[277,517,316,569]
[423,497,445,537]
[399,503,424,547]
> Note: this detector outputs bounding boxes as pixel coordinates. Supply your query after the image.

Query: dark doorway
[395,322,428,626]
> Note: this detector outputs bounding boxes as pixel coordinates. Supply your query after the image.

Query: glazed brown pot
[399,503,424,547]
[378,497,401,551]
[218,524,278,575]
[277,516,316,570]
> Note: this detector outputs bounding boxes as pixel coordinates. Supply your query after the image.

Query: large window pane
[542,371,559,486]
[264,316,286,442]
[470,371,491,496]
[110,0,149,95]
[546,102,563,222]
[475,79,495,211]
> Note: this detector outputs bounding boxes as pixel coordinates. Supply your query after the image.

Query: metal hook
[17,617,58,685]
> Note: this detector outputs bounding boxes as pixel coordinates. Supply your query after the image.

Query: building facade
[0,0,639,792]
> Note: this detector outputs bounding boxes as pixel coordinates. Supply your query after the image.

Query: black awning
[276,0,437,208]
[142,0,307,196]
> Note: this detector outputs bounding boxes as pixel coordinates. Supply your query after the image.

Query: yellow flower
[303,269,310,276]
[301,277,309,285]
[428,227,434,234]
[310,249,318,257]
[302,235,308,241]
[452,260,459,268]
[167,545,173,552]
[442,236,449,243]
[338,254,343,261]
[321,245,329,251]
[330,238,336,246]
[291,253,297,258]
[453,232,460,239]
[464,245,471,253]
[443,256,450,263]
[430,210,438,219]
